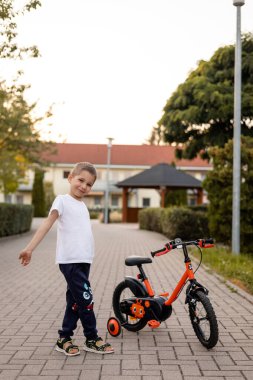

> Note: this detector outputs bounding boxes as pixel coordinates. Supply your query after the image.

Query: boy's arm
[19,210,59,266]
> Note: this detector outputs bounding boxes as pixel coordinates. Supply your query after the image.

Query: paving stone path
[0,218,253,380]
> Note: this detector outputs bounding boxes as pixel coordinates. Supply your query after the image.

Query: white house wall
[2,163,211,208]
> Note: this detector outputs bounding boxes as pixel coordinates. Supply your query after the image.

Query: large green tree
[0,75,54,194]
[0,0,41,58]
[203,136,253,253]
[152,33,253,160]
[0,1,54,195]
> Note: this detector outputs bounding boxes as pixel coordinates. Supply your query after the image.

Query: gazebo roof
[116,163,202,189]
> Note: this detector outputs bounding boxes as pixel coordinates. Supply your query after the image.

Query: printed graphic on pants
[83,282,92,301]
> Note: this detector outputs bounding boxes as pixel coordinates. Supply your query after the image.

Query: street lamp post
[232,0,245,255]
[104,137,114,224]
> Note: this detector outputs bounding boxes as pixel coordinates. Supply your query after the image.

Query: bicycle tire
[188,290,219,349]
[112,280,148,332]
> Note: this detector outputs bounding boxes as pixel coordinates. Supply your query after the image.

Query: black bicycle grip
[198,238,214,248]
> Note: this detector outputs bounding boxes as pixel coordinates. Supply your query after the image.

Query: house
[1,143,212,209]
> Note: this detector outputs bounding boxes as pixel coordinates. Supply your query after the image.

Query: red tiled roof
[45,143,211,168]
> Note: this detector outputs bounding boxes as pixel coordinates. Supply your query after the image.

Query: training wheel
[107,317,122,337]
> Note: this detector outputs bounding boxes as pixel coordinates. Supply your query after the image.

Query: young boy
[19,162,114,356]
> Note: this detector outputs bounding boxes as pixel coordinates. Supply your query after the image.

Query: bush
[162,207,209,240]
[44,181,55,212]
[32,168,46,217]
[188,205,208,213]
[89,210,100,219]
[97,209,123,223]
[0,203,33,237]
[139,208,163,232]
[109,210,122,223]
[139,207,209,240]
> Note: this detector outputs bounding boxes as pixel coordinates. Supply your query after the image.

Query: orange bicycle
[107,237,219,349]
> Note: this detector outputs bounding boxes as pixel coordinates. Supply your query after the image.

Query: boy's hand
[19,250,32,266]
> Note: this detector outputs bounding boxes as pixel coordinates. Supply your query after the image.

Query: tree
[165,189,187,207]
[44,181,55,212]
[32,167,46,217]
[152,33,253,160]
[0,151,28,195]
[0,2,55,195]
[203,136,253,253]
[147,124,165,145]
[0,74,54,194]
[0,0,41,59]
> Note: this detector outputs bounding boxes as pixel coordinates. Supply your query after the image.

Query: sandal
[55,337,80,356]
[84,336,114,354]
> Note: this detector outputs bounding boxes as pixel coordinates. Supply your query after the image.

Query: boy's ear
[68,174,73,183]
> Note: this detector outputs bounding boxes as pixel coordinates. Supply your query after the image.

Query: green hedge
[0,203,34,237]
[139,207,210,240]
[138,207,163,232]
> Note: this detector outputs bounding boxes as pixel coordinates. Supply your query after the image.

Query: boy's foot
[55,337,80,356]
[84,337,114,354]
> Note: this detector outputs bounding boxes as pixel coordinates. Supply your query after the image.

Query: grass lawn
[192,246,253,295]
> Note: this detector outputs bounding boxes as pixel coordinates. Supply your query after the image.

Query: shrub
[0,203,33,237]
[188,205,208,213]
[139,207,209,240]
[165,188,187,206]
[44,181,55,212]
[97,210,122,223]
[139,208,163,232]
[32,168,46,217]
[110,210,122,223]
[89,210,100,219]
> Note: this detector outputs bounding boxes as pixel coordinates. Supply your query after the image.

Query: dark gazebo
[116,163,203,222]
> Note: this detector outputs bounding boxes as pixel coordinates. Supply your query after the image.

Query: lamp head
[233,0,245,6]
[107,137,114,148]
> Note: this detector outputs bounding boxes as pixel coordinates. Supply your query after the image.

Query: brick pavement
[0,218,253,380]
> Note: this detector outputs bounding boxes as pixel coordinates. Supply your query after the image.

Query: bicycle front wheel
[113,280,147,332]
[189,290,218,349]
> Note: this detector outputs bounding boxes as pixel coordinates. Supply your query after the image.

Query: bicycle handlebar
[151,238,214,257]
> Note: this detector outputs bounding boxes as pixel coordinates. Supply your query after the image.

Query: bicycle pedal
[148,320,160,328]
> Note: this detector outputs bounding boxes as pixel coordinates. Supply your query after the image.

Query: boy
[19,162,114,356]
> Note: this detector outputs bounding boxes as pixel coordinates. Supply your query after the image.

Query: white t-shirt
[49,194,94,264]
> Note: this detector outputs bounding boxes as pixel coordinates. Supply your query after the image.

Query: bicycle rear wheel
[189,290,218,349]
[113,280,147,332]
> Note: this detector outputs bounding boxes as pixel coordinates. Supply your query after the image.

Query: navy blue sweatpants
[58,263,98,341]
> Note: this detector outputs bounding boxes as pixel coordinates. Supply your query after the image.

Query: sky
[2,0,253,145]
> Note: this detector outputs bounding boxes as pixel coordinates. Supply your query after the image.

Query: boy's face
[68,170,96,200]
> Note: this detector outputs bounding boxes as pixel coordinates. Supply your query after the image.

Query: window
[4,194,12,203]
[189,198,196,206]
[142,198,150,207]
[111,195,119,207]
[94,196,101,206]
[16,195,24,204]
[63,171,70,178]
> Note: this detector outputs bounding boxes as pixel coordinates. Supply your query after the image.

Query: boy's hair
[70,162,97,179]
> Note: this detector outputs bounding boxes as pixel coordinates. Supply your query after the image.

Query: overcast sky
[2,0,253,145]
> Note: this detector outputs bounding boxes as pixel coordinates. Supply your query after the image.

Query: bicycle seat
[125,256,152,266]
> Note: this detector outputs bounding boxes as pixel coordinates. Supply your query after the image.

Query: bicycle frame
[141,245,196,306]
